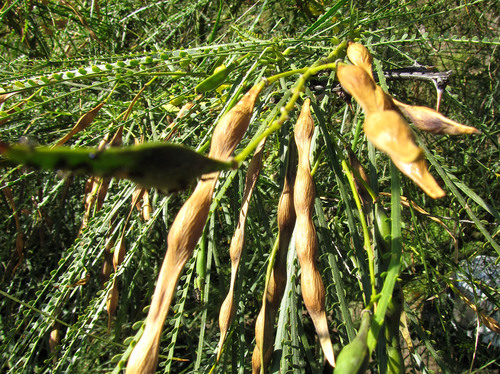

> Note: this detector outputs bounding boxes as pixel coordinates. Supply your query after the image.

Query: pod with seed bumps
[294,98,335,367]
[0,142,235,192]
[126,83,264,374]
[393,98,480,135]
[252,142,297,374]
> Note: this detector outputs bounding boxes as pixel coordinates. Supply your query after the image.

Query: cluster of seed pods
[123,42,481,374]
[338,42,479,199]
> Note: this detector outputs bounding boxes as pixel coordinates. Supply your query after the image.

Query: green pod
[334,310,371,374]
[385,292,405,374]
[195,62,236,94]
[0,142,234,192]
[375,204,391,251]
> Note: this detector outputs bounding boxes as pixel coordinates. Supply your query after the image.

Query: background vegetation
[0,0,499,373]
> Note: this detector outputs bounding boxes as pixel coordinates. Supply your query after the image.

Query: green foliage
[1,0,499,373]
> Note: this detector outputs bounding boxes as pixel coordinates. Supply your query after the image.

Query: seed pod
[107,280,119,331]
[126,83,263,374]
[334,310,371,374]
[217,139,265,360]
[363,110,423,163]
[337,63,379,114]
[0,142,234,192]
[375,86,397,112]
[294,99,335,367]
[195,62,236,94]
[346,42,373,78]
[375,204,391,252]
[392,99,480,135]
[391,153,445,199]
[252,142,297,374]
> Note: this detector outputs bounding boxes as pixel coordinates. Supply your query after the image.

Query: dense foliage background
[0,0,499,373]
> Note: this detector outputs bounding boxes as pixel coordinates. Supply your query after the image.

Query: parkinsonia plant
[1,12,498,373]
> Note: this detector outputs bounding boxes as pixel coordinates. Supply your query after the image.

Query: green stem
[342,159,376,300]
[367,161,402,353]
[234,62,338,164]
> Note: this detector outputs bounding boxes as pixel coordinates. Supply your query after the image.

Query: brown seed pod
[391,153,445,199]
[126,83,264,374]
[252,142,297,374]
[337,64,379,114]
[293,99,335,367]
[346,42,373,78]
[364,110,423,163]
[217,139,265,360]
[392,98,480,135]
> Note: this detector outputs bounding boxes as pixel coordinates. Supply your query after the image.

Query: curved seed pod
[392,98,480,135]
[375,204,391,252]
[337,64,379,114]
[293,99,335,367]
[252,142,297,374]
[364,110,423,163]
[0,142,234,192]
[334,310,371,374]
[346,42,373,78]
[391,153,445,199]
[195,62,237,94]
[126,83,263,374]
[107,280,119,331]
[217,139,265,360]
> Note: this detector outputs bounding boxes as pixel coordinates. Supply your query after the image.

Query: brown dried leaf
[364,110,423,163]
[54,102,105,146]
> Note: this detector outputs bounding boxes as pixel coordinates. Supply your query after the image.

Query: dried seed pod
[346,42,373,78]
[126,83,264,374]
[375,86,398,112]
[364,110,423,163]
[217,139,265,360]
[334,310,371,374]
[391,154,445,199]
[337,64,379,114]
[252,142,297,374]
[107,280,119,330]
[293,99,335,367]
[392,99,480,135]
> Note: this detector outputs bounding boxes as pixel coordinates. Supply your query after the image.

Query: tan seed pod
[364,110,423,163]
[391,153,445,199]
[107,280,119,330]
[252,142,297,374]
[346,42,374,78]
[337,64,379,114]
[293,99,335,367]
[375,86,398,112]
[126,83,264,374]
[392,98,480,135]
[218,139,265,360]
